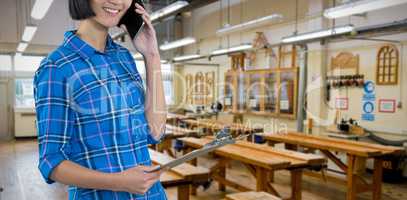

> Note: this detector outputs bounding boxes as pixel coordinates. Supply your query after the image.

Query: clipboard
[146,127,235,173]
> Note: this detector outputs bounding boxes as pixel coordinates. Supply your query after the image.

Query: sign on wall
[361,81,375,121]
[335,97,348,110]
[378,99,396,113]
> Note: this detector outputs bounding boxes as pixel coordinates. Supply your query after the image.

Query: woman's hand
[131,3,159,58]
[116,165,161,194]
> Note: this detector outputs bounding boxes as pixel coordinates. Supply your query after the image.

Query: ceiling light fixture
[150,1,189,21]
[22,26,38,42]
[324,0,407,19]
[17,43,29,52]
[217,14,283,36]
[281,25,354,43]
[211,44,253,56]
[160,37,196,51]
[173,54,204,62]
[31,0,54,20]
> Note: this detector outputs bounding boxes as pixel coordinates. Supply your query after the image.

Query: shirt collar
[63,30,117,60]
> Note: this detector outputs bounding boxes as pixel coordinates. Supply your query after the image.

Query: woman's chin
[103,21,120,29]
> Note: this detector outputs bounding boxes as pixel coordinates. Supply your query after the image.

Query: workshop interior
[1,0,407,200]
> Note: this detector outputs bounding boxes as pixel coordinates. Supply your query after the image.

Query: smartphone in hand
[118,0,145,40]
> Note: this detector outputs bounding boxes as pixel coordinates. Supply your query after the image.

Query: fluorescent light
[31,0,54,20]
[160,37,196,51]
[22,26,37,42]
[324,0,407,19]
[17,43,29,52]
[173,54,204,62]
[161,60,168,64]
[281,25,354,43]
[150,1,189,21]
[217,14,283,36]
[211,44,253,56]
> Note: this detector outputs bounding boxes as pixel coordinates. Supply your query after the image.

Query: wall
[174,0,407,138]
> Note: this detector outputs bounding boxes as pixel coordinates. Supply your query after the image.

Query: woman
[34,0,167,199]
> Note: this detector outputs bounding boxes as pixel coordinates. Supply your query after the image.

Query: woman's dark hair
[68,0,96,20]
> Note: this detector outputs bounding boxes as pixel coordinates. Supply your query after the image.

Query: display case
[222,45,299,119]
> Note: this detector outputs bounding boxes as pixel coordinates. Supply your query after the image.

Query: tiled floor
[1,139,406,200]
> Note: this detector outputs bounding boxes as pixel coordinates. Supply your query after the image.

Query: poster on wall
[335,98,348,110]
[361,81,375,121]
[378,99,396,113]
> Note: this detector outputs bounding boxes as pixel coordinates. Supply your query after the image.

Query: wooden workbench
[153,125,199,157]
[179,137,326,200]
[225,191,282,200]
[259,132,404,200]
[182,119,263,137]
[166,113,196,126]
[149,149,209,200]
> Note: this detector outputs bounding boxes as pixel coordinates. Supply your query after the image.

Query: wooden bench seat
[225,192,282,200]
[149,149,209,200]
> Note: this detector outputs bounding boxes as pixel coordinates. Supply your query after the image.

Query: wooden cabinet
[14,107,37,137]
[223,68,298,119]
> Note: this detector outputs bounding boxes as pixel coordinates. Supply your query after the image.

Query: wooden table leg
[183,148,198,195]
[218,164,226,192]
[177,184,190,200]
[346,154,357,200]
[372,158,383,200]
[291,169,303,200]
[255,167,268,191]
[191,157,198,195]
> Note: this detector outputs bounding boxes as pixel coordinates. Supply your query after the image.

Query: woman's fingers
[141,14,154,30]
[135,3,147,13]
[134,8,153,29]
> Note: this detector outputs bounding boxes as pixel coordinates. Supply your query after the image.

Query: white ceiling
[0,0,169,54]
[0,0,74,54]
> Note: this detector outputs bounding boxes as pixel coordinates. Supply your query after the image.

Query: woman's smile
[102,7,121,17]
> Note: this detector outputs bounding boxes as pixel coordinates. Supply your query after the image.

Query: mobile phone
[118,0,145,40]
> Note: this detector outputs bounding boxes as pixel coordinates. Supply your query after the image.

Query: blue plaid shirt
[34,30,166,200]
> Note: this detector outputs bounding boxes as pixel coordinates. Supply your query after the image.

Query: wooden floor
[1,139,406,200]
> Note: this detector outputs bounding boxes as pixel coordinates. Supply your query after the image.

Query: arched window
[194,72,204,105]
[185,74,193,104]
[376,45,399,85]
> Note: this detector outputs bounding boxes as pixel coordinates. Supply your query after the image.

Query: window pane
[15,78,35,107]
[0,55,12,71]
[279,72,295,114]
[163,80,173,105]
[265,73,278,113]
[247,73,262,112]
[14,55,44,72]
[134,60,174,105]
